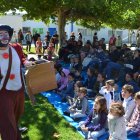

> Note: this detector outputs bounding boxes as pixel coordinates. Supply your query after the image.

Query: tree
[0,0,140,46]
[18,0,101,46]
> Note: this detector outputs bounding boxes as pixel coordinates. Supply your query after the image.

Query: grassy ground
[21,95,84,140]
[21,45,83,139]
[23,45,36,54]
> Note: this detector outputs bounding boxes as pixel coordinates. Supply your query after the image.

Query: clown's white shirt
[0,47,22,90]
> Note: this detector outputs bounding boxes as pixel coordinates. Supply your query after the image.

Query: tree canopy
[0,0,140,45]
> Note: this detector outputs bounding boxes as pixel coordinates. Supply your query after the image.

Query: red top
[47,43,54,51]
[9,43,26,65]
[36,41,42,47]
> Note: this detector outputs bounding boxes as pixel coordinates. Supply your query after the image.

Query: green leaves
[0,0,140,30]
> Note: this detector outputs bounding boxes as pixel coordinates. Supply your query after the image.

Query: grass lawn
[21,94,84,140]
[22,44,36,54]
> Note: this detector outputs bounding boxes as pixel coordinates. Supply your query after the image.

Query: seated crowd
[50,33,140,140]
[24,32,140,139]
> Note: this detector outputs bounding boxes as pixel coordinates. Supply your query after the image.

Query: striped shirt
[128,105,140,133]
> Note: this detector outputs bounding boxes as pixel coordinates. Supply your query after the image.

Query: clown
[0,25,24,140]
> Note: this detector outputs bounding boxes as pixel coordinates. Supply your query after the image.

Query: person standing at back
[25,31,32,52]
[115,35,122,50]
[93,32,98,48]
[17,29,24,46]
[53,31,59,54]
[11,30,18,43]
[33,31,40,48]
[109,34,116,52]
[36,37,42,59]
[45,31,51,42]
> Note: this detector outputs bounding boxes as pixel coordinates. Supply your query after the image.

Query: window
[32,28,44,34]
[78,28,87,36]
[23,27,30,34]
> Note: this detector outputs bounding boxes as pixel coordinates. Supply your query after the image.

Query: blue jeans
[88,128,106,140]
[78,121,106,139]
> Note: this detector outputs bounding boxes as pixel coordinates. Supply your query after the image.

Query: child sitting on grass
[108,102,126,140]
[99,79,115,109]
[69,54,75,72]
[57,68,69,92]
[64,87,88,120]
[74,69,83,82]
[67,81,83,105]
[60,72,75,102]
[85,66,97,98]
[73,54,82,73]
[113,84,121,102]
[79,96,108,140]
[121,84,136,122]
[127,91,140,138]
[93,73,106,94]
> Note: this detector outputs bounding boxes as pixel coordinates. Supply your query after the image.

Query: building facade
[0,14,137,44]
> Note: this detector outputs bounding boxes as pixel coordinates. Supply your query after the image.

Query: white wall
[0,15,22,33]
[22,19,138,44]
[23,20,58,39]
[0,15,136,44]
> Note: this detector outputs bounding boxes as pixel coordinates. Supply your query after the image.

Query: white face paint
[0,30,10,48]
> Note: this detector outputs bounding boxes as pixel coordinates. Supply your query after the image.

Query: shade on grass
[20,95,84,140]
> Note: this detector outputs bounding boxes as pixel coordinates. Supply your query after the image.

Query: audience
[24,31,140,140]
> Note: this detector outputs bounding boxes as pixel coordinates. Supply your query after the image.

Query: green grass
[23,45,36,54]
[21,95,84,140]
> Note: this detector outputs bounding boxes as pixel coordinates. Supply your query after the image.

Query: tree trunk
[58,8,66,48]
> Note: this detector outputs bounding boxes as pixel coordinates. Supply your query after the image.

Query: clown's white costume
[0,25,24,140]
[0,47,22,90]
